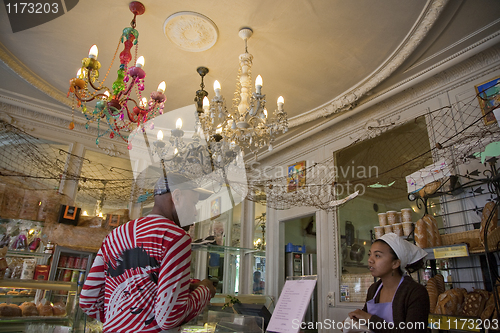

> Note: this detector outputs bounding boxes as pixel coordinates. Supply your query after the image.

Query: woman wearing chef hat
[348,233,429,333]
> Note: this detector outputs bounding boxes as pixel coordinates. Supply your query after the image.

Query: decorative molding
[0,112,35,132]
[163,12,218,52]
[257,44,500,169]
[288,0,449,128]
[0,41,71,107]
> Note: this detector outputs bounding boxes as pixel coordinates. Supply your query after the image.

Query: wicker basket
[441,229,481,249]
[484,227,500,252]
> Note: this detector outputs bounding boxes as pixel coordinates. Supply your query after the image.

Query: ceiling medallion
[163,12,218,52]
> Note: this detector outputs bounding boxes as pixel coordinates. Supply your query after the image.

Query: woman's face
[367,241,400,278]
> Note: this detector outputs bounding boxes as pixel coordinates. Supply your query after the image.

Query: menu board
[267,279,317,333]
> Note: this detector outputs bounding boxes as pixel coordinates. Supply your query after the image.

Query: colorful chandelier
[67,1,166,147]
[194,28,288,156]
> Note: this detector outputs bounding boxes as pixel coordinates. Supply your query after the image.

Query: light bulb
[76,68,82,78]
[88,45,98,59]
[203,96,210,111]
[174,148,178,155]
[157,130,164,141]
[176,118,183,130]
[157,81,166,93]
[277,96,284,110]
[98,212,103,218]
[140,97,148,108]
[263,109,268,118]
[214,80,221,97]
[216,125,222,134]
[255,75,263,94]
[82,211,88,216]
[103,91,110,100]
[135,56,145,68]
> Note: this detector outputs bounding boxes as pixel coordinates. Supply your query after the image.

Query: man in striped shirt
[80,174,216,332]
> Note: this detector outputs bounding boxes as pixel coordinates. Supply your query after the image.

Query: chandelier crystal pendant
[67,1,166,147]
[195,28,288,156]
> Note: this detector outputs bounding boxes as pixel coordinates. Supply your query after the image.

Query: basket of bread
[426,274,497,321]
[414,214,442,248]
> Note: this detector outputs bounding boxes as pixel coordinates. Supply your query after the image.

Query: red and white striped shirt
[80,214,211,332]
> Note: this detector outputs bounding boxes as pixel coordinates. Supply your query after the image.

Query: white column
[129,159,150,219]
[266,206,284,301]
[239,199,255,294]
[59,142,85,201]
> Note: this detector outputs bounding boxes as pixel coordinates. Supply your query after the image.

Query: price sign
[433,245,469,259]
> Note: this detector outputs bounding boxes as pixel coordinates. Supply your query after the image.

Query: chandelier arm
[72,88,107,103]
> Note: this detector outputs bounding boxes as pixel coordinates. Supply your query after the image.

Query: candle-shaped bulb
[77,68,82,78]
[263,109,268,118]
[176,118,183,130]
[214,80,221,97]
[135,56,145,68]
[103,91,110,100]
[157,81,166,93]
[88,45,98,59]
[174,148,178,155]
[203,96,210,111]
[157,130,164,141]
[277,96,284,110]
[216,125,222,134]
[140,97,148,108]
[255,75,263,94]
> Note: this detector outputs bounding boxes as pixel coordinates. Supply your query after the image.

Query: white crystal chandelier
[195,28,288,156]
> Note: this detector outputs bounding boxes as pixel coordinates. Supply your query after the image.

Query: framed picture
[287,161,306,192]
[475,75,500,125]
[210,197,221,219]
[106,214,121,227]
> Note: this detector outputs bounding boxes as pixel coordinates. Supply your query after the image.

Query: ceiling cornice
[0,41,71,107]
[287,0,449,128]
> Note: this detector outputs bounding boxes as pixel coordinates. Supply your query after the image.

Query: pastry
[423,215,442,247]
[20,302,38,316]
[480,201,498,245]
[7,290,19,295]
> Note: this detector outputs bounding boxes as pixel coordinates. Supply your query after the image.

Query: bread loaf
[426,278,439,313]
[480,201,498,245]
[52,301,66,316]
[37,303,53,316]
[482,293,496,321]
[435,274,445,295]
[460,290,488,317]
[415,218,428,248]
[20,302,38,316]
[423,214,442,247]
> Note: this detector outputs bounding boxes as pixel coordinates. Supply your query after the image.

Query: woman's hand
[348,309,372,321]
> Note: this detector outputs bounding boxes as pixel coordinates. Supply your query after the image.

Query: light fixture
[68,1,166,146]
[194,28,288,156]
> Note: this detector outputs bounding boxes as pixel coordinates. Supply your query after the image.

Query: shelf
[0,279,76,291]
[6,250,51,258]
[0,295,35,303]
[191,244,265,256]
[56,267,86,271]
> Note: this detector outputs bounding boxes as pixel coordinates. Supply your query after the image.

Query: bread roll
[435,289,461,315]
[424,215,435,248]
[52,301,66,316]
[460,290,488,317]
[480,201,498,245]
[37,303,53,316]
[415,218,428,248]
[20,302,38,316]
[0,303,22,317]
[435,274,445,295]
[426,278,439,313]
